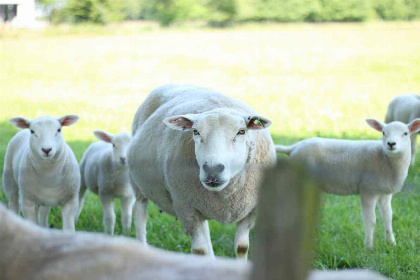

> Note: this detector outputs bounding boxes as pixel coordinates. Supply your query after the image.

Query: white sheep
[78,130,134,235]
[275,119,420,247]
[385,94,420,165]
[2,115,80,232]
[128,84,277,259]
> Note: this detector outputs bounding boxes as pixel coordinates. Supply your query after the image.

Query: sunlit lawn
[0,21,419,280]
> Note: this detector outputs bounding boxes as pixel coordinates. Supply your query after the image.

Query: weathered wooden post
[251,160,320,280]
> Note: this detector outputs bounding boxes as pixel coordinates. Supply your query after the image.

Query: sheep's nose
[42,148,52,156]
[120,157,127,164]
[387,142,396,149]
[203,163,225,174]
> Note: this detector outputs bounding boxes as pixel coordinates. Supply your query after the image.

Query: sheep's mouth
[201,180,228,192]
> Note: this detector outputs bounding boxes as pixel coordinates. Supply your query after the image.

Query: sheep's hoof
[192,249,206,255]
[236,245,248,258]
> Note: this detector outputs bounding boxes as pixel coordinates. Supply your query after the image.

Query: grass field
[1,21,419,279]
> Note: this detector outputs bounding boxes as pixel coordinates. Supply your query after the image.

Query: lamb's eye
[193,129,200,136]
[237,129,246,135]
[403,132,408,136]
[113,144,116,148]
[30,130,35,134]
[57,128,61,133]
[383,132,385,136]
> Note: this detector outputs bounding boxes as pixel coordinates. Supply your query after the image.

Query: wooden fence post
[251,160,320,280]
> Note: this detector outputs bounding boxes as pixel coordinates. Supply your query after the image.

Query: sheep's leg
[178,209,214,257]
[361,192,379,248]
[38,206,50,227]
[410,134,417,165]
[3,169,19,214]
[21,198,38,224]
[378,194,396,245]
[121,195,135,235]
[100,194,115,235]
[62,197,78,232]
[76,184,87,221]
[234,210,256,260]
[131,177,149,243]
[134,197,148,243]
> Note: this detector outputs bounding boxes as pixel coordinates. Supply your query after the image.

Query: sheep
[77,130,135,235]
[385,94,420,165]
[0,162,387,280]
[275,118,420,247]
[2,115,80,232]
[128,84,277,259]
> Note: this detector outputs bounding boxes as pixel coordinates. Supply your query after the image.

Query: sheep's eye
[57,128,61,133]
[383,132,385,136]
[112,144,116,148]
[237,129,246,135]
[30,130,35,134]
[193,129,200,136]
[403,132,408,136]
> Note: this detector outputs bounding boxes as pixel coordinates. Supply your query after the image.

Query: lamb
[385,94,420,165]
[127,84,277,259]
[0,162,387,280]
[275,118,420,247]
[78,130,134,235]
[2,115,80,232]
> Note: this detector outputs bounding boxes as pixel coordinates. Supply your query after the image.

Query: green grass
[1,21,419,279]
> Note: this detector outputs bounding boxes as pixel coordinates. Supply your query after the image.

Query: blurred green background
[38,0,420,25]
[1,2,420,279]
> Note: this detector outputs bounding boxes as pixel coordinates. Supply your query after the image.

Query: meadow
[0,21,419,279]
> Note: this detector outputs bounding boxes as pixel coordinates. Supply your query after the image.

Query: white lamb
[275,118,420,247]
[78,130,134,235]
[385,94,420,165]
[2,115,80,232]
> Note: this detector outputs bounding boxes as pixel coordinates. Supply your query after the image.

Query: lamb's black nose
[42,148,52,156]
[387,142,396,149]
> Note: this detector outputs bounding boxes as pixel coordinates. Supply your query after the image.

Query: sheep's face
[9,115,79,160]
[94,131,131,166]
[164,109,271,192]
[366,118,420,156]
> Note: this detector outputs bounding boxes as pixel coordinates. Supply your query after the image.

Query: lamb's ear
[408,118,420,134]
[9,117,31,129]
[93,130,113,143]
[163,114,198,131]
[366,118,385,132]
[245,115,272,130]
[58,115,79,127]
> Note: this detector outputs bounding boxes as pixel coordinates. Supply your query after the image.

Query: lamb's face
[366,118,420,157]
[164,109,271,192]
[93,130,131,166]
[9,115,79,160]
[381,122,410,155]
[111,133,132,166]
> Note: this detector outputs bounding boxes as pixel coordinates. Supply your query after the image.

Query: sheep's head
[94,130,132,166]
[366,118,420,156]
[9,115,79,160]
[164,108,271,192]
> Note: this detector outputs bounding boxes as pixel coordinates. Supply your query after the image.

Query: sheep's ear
[408,118,420,134]
[9,117,31,129]
[163,114,198,131]
[366,118,385,132]
[93,130,113,143]
[245,115,272,130]
[58,115,79,127]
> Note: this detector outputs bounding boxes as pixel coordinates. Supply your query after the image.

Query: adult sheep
[128,84,276,259]
[385,94,420,165]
